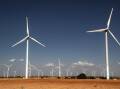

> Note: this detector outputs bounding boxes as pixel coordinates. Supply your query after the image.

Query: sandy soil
[0,78,120,89]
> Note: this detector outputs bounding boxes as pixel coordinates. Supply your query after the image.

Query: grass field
[0,78,120,89]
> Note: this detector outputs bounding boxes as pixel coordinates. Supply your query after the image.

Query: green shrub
[77,73,87,79]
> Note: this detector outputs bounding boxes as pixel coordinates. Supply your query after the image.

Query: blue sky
[0,0,120,76]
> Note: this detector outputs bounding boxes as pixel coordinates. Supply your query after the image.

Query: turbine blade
[12,36,28,47]
[107,8,113,29]
[26,16,29,36]
[108,30,120,46]
[29,37,46,47]
[87,29,106,32]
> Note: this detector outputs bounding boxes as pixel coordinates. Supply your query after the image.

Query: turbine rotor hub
[104,29,108,32]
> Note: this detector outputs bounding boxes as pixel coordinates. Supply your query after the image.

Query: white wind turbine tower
[51,68,54,76]
[37,69,42,78]
[66,66,71,76]
[28,61,32,77]
[58,59,61,77]
[13,70,17,78]
[4,64,12,78]
[12,16,46,79]
[87,8,120,80]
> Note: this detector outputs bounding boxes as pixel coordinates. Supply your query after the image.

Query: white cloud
[60,63,64,67]
[118,62,120,65]
[9,59,16,62]
[55,64,64,69]
[45,63,54,67]
[73,61,94,67]
[19,59,24,62]
[30,64,38,70]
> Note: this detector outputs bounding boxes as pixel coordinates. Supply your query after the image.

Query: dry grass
[0,78,120,89]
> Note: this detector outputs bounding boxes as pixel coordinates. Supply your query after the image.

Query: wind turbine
[87,8,120,80]
[66,66,71,77]
[13,70,17,78]
[12,16,46,79]
[37,69,42,78]
[58,59,61,77]
[51,68,54,76]
[45,63,55,76]
[28,62,41,78]
[4,64,12,78]
[66,69,69,76]
[34,66,43,78]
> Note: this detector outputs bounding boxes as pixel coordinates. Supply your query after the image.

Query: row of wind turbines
[11,8,120,80]
[1,59,62,78]
[1,59,117,78]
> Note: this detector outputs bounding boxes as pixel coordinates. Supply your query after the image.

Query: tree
[77,73,87,79]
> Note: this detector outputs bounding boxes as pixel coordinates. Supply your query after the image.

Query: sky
[0,0,120,76]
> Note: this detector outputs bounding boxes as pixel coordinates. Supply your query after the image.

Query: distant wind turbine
[58,59,61,77]
[37,69,42,78]
[45,63,55,76]
[66,66,71,77]
[13,70,17,78]
[4,64,12,78]
[66,69,69,76]
[87,8,120,80]
[29,62,41,78]
[12,16,46,79]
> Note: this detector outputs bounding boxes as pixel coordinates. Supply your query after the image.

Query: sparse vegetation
[77,73,87,79]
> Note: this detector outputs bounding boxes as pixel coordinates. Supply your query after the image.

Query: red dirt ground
[0,79,120,89]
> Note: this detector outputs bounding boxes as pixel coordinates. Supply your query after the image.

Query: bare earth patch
[0,79,120,89]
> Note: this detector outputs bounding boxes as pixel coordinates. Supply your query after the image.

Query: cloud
[55,63,64,69]
[29,64,38,70]
[73,61,94,67]
[9,59,16,62]
[60,63,64,67]
[118,62,120,65]
[19,59,24,62]
[45,63,54,67]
